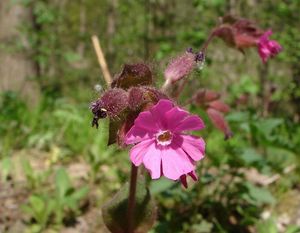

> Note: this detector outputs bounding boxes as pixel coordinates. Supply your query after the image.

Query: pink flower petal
[143,143,162,179]
[165,107,189,130]
[258,29,282,63]
[161,146,195,180]
[174,115,205,132]
[150,99,174,129]
[134,111,159,132]
[268,40,282,54]
[129,139,154,166]
[125,98,206,184]
[125,125,154,144]
[174,135,205,161]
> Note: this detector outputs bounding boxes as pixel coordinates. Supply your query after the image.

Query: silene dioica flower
[125,99,205,188]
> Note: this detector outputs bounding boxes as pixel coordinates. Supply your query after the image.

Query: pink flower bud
[206,108,233,140]
[164,52,195,83]
[208,100,230,113]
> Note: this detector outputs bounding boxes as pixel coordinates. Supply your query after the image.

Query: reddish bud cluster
[213,16,263,50]
[213,15,282,62]
[91,63,168,146]
[192,89,233,139]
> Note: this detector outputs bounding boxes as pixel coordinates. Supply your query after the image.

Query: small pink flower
[125,99,205,187]
[257,30,282,63]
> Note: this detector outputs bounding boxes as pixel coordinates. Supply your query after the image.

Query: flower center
[156,130,173,146]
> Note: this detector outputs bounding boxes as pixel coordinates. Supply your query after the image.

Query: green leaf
[66,187,89,210]
[190,221,213,233]
[102,176,157,233]
[240,148,263,164]
[22,158,34,178]
[245,182,276,205]
[226,111,250,123]
[150,177,174,194]
[256,218,278,233]
[55,168,71,199]
[29,195,45,214]
[1,158,12,181]
[29,224,43,233]
[108,118,123,145]
[70,186,89,201]
[64,51,81,63]
[285,225,300,233]
[253,118,283,140]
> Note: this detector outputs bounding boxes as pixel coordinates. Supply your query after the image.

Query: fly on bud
[90,63,169,145]
[90,88,129,128]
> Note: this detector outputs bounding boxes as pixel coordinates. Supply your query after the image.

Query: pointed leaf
[55,168,71,199]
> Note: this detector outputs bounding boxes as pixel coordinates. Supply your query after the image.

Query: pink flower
[257,30,282,63]
[125,99,205,187]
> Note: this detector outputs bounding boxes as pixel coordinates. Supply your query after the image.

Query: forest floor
[1,149,300,233]
[0,149,109,233]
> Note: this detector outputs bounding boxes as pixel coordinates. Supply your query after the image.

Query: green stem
[127,163,138,233]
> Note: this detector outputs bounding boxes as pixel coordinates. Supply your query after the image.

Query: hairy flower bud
[91,88,129,128]
[111,63,153,89]
[208,100,230,113]
[191,89,232,139]
[164,52,195,83]
[193,89,220,106]
[206,108,233,140]
[128,87,168,112]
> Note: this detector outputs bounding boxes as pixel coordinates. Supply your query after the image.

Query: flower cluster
[213,15,282,63]
[90,14,282,189]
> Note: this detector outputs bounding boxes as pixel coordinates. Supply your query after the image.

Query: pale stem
[91,35,112,86]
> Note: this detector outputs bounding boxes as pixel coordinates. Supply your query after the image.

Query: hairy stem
[127,163,138,233]
[200,31,215,53]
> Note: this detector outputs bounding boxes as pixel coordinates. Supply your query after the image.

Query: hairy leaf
[102,176,157,233]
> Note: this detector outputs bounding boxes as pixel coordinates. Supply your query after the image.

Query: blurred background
[0,0,300,232]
